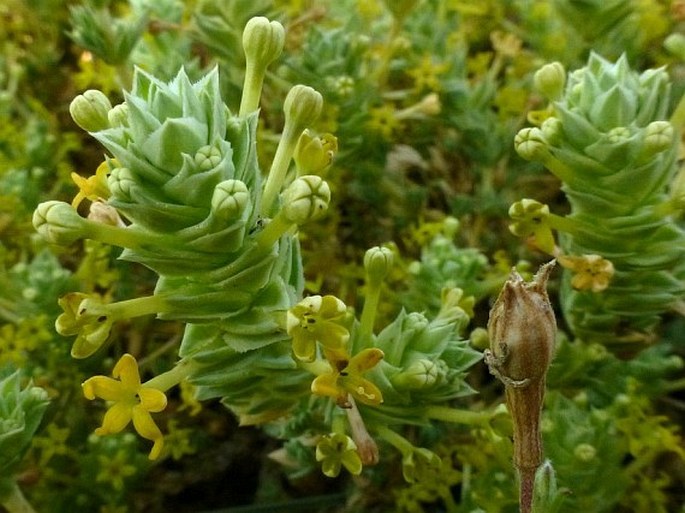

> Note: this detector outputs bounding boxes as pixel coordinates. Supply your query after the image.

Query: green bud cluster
[351,291,482,425]
[515,53,685,345]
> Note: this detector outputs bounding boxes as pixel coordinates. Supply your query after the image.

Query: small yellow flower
[367,104,402,139]
[83,354,167,460]
[71,160,112,209]
[407,55,449,92]
[286,295,350,362]
[558,254,614,292]
[311,348,384,408]
[508,199,556,255]
[316,433,362,478]
[56,292,114,359]
[96,450,137,490]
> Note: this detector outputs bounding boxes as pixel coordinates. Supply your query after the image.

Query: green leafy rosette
[355,292,482,426]
[0,368,49,499]
[515,53,685,345]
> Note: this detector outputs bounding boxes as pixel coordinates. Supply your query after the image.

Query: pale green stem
[375,424,414,456]
[547,213,580,235]
[424,405,492,425]
[144,358,198,392]
[540,152,575,183]
[108,295,170,321]
[253,212,295,252]
[359,280,382,344]
[239,61,267,117]
[1,482,37,513]
[261,123,303,216]
[82,220,171,252]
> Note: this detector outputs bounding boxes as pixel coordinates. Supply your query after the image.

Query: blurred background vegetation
[0,0,684,512]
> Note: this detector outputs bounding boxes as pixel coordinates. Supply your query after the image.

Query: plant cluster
[0,1,684,513]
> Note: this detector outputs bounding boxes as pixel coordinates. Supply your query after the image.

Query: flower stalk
[484,261,556,513]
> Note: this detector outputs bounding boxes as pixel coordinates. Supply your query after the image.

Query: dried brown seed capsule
[484,260,556,513]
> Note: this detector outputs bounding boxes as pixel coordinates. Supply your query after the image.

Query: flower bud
[281,175,330,224]
[515,127,549,161]
[108,167,136,201]
[284,85,323,134]
[107,102,129,128]
[364,245,394,285]
[211,179,250,221]
[392,358,440,389]
[641,120,674,157]
[573,443,596,462]
[487,261,556,384]
[69,90,112,132]
[88,201,124,227]
[294,130,338,175]
[242,17,285,72]
[194,145,223,171]
[531,460,562,513]
[534,62,566,101]
[33,201,87,246]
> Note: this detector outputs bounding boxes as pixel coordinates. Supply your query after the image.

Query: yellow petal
[138,387,167,413]
[291,331,317,362]
[132,406,164,459]
[345,375,384,406]
[97,402,132,435]
[82,376,126,401]
[348,348,384,373]
[311,373,344,401]
[113,354,141,390]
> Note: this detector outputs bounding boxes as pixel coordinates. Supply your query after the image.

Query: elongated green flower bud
[534,62,566,101]
[70,90,112,132]
[240,17,285,116]
[33,201,87,246]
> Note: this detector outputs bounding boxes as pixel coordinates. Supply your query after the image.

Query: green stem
[1,482,37,513]
[375,424,413,455]
[424,405,491,425]
[547,213,580,235]
[144,358,198,392]
[109,295,170,321]
[239,62,267,117]
[253,213,294,252]
[540,152,575,183]
[82,220,171,252]
[359,282,382,344]
[261,123,302,216]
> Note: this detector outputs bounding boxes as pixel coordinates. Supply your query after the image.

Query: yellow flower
[407,55,449,92]
[316,433,362,478]
[96,450,137,490]
[558,254,614,292]
[82,354,167,460]
[508,199,556,255]
[367,104,402,139]
[311,348,384,408]
[71,160,111,209]
[286,295,350,362]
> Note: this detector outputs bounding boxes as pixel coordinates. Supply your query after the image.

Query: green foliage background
[0,0,684,512]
